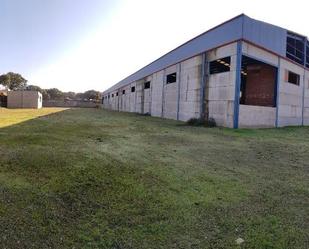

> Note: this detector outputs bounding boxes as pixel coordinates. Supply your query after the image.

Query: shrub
[186,117,216,127]
[207,117,217,127]
[186,118,205,126]
[138,112,151,116]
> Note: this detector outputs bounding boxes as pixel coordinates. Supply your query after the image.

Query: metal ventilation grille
[209,57,231,74]
[286,32,305,65]
[306,41,309,68]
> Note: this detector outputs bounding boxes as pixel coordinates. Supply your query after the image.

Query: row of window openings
[105,81,151,99]
[104,58,228,100]
[107,58,230,100]
[104,55,303,100]
[105,72,177,99]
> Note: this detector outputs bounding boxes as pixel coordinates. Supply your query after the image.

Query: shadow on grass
[0,107,70,129]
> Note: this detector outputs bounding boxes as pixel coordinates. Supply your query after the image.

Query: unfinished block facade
[103,14,309,128]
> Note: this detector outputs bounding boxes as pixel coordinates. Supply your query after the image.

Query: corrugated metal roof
[242,16,287,56]
[103,14,305,94]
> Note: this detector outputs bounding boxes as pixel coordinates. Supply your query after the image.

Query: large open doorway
[240,55,278,107]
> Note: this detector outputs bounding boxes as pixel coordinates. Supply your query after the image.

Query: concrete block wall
[278,59,304,127]
[120,84,131,112]
[134,76,153,114]
[102,43,239,126]
[163,64,178,120]
[118,88,124,111]
[207,43,237,127]
[242,42,279,66]
[8,91,24,108]
[149,55,203,121]
[8,91,42,109]
[106,95,111,109]
[125,84,131,112]
[111,91,118,111]
[135,79,144,114]
[102,40,309,128]
[44,100,97,108]
[110,93,115,110]
[144,75,153,114]
[151,70,164,117]
[178,56,202,121]
[239,105,276,128]
[129,82,137,113]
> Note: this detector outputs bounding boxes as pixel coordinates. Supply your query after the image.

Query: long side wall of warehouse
[102,41,309,128]
[102,42,239,127]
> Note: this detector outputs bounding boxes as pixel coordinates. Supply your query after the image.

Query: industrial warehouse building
[102,14,309,128]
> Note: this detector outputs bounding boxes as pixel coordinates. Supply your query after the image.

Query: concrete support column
[302,39,307,126]
[117,91,120,111]
[200,53,207,120]
[302,69,306,126]
[149,79,153,115]
[141,81,145,114]
[233,41,243,129]
[120,90,122,111]
[176,63,181,120]
[275,58,281,127]
[134,84,137,113]
[161,69,166,118]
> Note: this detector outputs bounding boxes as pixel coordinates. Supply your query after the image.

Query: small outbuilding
[7,91,42,109]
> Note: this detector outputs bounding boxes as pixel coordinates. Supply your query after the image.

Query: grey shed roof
[104,14,304,94]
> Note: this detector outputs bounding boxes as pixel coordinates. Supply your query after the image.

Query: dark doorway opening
[240,56,277,107]
[0,94,7,107]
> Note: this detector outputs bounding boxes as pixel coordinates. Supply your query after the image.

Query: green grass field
[0,108,308,248]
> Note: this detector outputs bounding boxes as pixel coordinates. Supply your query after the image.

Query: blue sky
[0,0,116,70]
[1,0,308,92]
[0,0,118,91]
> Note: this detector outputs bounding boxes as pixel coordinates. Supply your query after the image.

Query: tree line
[0,72,101,101]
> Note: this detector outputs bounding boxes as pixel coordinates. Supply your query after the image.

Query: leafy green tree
[0,72,27,90]
[26,85,42,92]
[45,88,64,100]
[41,90,50,100]
[75,92,84,100]
[64,91,76,100]
[82,90,100,100]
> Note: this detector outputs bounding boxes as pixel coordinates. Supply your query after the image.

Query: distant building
[102,14,309,128]
[7,91,42,109]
